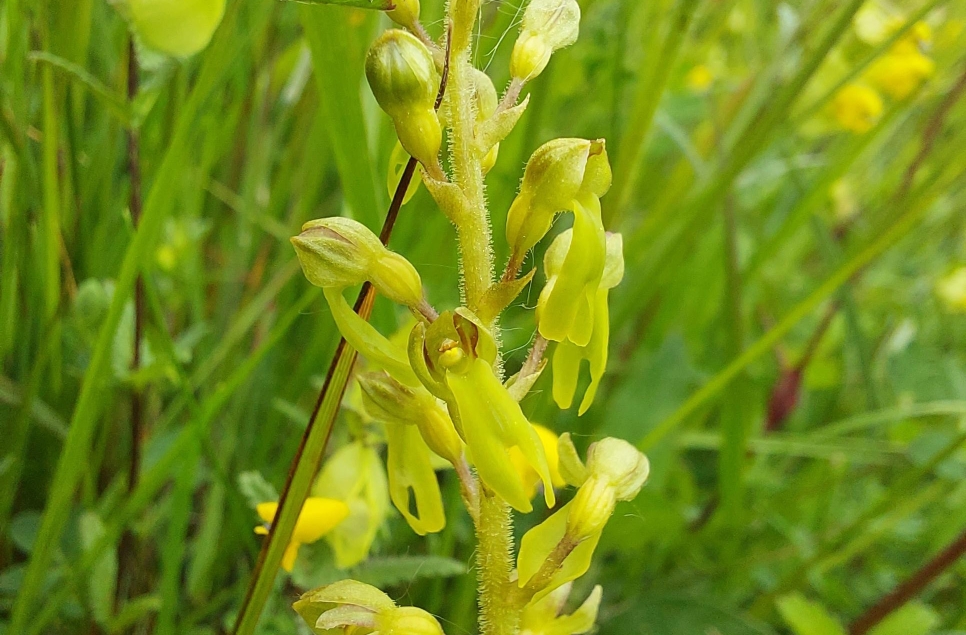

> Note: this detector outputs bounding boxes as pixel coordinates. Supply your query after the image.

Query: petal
[517,502,601,600]
[294,497,352,544]
[385,422,446,535]
[282,542,301,573]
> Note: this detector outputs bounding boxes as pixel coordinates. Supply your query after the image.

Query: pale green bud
[292,217,423,307]
[366,29,442,168]
[565,476,615,540]
[584,437,649,500]
[387,0,420,30]
[358,371,463,465]
[510,0,580,81]
[294,580,445,635]
[506,138,610,263]
[128,0,225,57]
[377,606,446,635]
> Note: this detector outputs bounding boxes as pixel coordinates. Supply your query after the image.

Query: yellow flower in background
[937,267,966,313]
[685,64,714,92]
[312,441,390,568]
[254,497,350,572]
[868,50,934,99]
[510,424,566,501]
[831,84,883,133]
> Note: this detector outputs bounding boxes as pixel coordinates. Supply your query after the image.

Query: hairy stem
[446,3,514,635]
[476,491,518,635]
[447,42,493,310]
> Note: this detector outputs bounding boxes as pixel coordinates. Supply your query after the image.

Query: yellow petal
[293,497,352,544]
[282,542,301,573]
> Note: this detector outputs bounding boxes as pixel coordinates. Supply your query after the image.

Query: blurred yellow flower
[937,267,966,312]
[868,50,934,99]
[255,497,350,572]
[509,424,566,501]
[831,84,883,133]
[686,65,714,92]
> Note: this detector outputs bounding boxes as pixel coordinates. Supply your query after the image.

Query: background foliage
[2,0,966,633]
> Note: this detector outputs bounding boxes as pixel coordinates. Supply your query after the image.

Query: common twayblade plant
[283,1,650,634]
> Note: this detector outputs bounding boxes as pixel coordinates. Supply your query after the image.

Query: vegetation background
[2,0,966,633]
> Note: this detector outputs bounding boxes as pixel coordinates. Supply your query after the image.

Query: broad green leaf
[776,594,846,635]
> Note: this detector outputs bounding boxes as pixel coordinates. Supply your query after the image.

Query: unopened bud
[584,437,649,500]
[506,138,610,262]
[510,0,580,81]
[366,29,442,168]
[566,476,615,540]
[387,0,420,30]
[377,606,446,635]
[128,0,225,57]
[359,371,463,465]
[292,217,423,307]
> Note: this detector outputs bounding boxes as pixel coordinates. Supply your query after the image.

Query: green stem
[475,491,518,635]
[446,4,512,635]
[448,49,493,311]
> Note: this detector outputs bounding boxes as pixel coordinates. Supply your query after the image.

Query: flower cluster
[832,13,935,133]
[259,0,651,633]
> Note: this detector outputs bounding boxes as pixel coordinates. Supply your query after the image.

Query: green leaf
[867,603,940,635]
[351,555,466,587]
[284,0,392,8]
[776,593,847,635]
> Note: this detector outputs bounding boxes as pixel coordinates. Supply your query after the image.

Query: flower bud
[366,29,442,168]
[565,476,615,540]
[387,0,420,30]
[128,0,225,57]
[510,0,581,81]
[292,217,423,307]
[359,371,463,466]
[377,606,446,635]
[294,580,444,635]
[584,437,649,500]
[506,138,610,263]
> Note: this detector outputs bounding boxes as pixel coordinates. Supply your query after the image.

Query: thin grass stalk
[607,0,702,225]
[26,287,321,635]
[231,125,434,635]
[9,4,241,628]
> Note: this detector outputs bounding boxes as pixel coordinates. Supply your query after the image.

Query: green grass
[2,0,966,633]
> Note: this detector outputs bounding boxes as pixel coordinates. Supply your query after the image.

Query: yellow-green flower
[411,310,555,512]
[543,232,624,414]
[937,267,966,312]
[312,442,390,568]
[128,0,225,57]
[509,424,565,501]
[384,422,446,535]
[254,497,350,572]
[517,434,648,598]
[520,583,602,635]
[868,50,934,100]
[831,83,883,133]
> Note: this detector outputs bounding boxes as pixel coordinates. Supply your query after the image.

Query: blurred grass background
[2,0,966,633]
